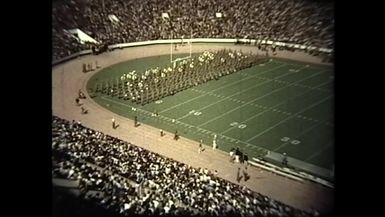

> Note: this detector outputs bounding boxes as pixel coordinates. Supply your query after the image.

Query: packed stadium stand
[52,116,320,217]
[52,0,333,61]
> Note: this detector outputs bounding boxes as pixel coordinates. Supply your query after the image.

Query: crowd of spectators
[52,0,333,62]
[52,116,319,217]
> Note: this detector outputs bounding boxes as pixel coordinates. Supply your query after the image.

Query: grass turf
[87,53,334,173]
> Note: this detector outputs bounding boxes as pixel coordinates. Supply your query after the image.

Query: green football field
[87,53,334,177]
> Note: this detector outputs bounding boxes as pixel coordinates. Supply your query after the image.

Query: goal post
[170,29,193,67]
[170,38,192,66]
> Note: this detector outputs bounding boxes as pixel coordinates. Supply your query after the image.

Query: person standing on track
[212,134,217,149]
[236,167,241,183]
[282,153,288,166]
[78,89,86,99]
[134,116,138,127]
[112,117,116,129]
[244,154,249,166]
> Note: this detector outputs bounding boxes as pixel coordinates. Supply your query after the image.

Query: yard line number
[189,110,202,116]
[230,122,247,129]
[281,137,301,145]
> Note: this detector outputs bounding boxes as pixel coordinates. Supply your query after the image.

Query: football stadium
[52,0,334,217]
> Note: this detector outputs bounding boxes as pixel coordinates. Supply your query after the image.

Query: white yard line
[217,78,332,135]
[196,81,291,127]
[180,69,296,122]
[194,70,329,126]
[159,63,288,114]
[245,95,333,143]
